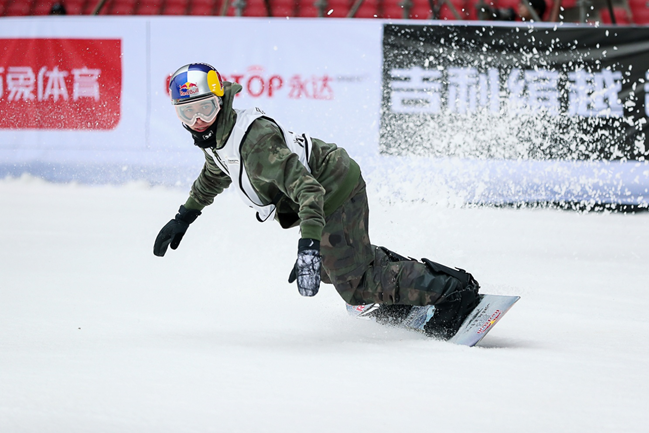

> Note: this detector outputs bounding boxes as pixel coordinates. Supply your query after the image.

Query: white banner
[0,16,383,180]
[148,17,382,158]
[0,17,647,206]
[0,17,148,162]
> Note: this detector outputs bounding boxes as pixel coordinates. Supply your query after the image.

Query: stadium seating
[629,0,649,24]
[188,0,214,15]
[324,0,351,17]
[5,0,35,15]
[351,0,381,18]
[0,0,646,24]
[62,0,87,15]
[495,0,519,13]
[381,0,432,19]
[135,0,165,15]
[161,0,190,15]
[471,0,552,21]
[598,6,631,24]
[559,0,578,9]
[32,0,55,15]
[410,0,433,19]
[294,0,350,17]
[437,0,469,20]
[466,0,497,20]
[294,0,316,16]
[633,9,649,23]
[270,0,296,16]
[544,0,553,21]
[108,0,137,14]
[238,0,270,16]
[382,0,405,18]
[82,0,104,14]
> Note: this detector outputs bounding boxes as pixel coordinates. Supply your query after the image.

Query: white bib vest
[205,107,313,222]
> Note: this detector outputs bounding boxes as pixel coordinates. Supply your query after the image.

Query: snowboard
[346,294,520,347]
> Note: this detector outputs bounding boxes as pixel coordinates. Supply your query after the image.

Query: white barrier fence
[0,16,647,206]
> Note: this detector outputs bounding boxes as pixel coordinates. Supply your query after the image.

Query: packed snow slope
[1,176,647,433]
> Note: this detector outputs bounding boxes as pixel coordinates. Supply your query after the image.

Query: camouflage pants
[320,176,474,307]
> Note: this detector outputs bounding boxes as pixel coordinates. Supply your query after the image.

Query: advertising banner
[0,38,122,130]
[0,17,382,186]
[0,17,647,206]
[381,24,649,162]
[0,17,147,164]
[147,18,381,158]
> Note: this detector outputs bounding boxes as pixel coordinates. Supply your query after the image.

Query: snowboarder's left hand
[288,238,321,297]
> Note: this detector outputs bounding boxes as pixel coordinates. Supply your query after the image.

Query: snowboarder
[153,63,481,339]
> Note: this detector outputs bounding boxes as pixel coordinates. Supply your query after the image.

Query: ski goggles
[174,95,220,127]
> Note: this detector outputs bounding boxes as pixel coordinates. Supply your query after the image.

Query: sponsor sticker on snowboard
[448,295,520,347]
[345,303,380,319]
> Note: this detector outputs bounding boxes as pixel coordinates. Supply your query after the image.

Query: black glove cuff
[176,205,202,225]
[298,238,320,253]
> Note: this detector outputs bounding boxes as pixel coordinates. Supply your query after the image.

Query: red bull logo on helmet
[178,82,199,97]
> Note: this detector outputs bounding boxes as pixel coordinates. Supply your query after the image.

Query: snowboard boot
[422,292,481,339]
[420,258,481,339]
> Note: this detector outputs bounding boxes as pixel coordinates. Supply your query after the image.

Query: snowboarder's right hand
[288,238,322,297]
[153,205,202,257]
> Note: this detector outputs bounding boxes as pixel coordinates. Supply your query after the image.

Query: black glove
[153,205,202,257]
[288,238,322,297]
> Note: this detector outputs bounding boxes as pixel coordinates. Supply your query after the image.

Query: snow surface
[1,175,648,433]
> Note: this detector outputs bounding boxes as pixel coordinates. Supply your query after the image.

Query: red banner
[0,38,122,130]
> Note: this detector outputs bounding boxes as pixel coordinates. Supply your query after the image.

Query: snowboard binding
[352,248,483,340]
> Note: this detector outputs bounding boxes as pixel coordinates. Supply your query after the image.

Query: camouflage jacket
[183,81,361,241]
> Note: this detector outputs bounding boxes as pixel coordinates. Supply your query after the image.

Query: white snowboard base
[448,294,520,347]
